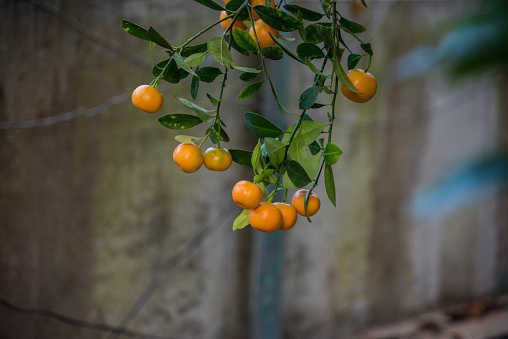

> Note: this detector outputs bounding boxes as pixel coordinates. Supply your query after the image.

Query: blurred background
[1,0,507,338]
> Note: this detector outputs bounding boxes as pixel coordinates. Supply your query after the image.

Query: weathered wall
[0,0,506,339]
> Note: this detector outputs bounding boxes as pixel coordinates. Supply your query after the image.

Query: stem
[179,15,231,50]
[221,0,251,39]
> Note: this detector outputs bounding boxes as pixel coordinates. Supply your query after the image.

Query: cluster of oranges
[220,0,279,49]
[232,180,321,232]
[172,143,233,173]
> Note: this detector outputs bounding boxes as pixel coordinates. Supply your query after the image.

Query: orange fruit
[249,202,283,233]
[131,85,164,113]
[203,147,233,171]
[172,143,204,173]
[251,0,275,20]
[223,0,230,3]
[220,10,247,31]
[232,180,263,209]
[340,69,377,103]
[249,20,279,50]
[292,189,321,217]
[273,202,298,231]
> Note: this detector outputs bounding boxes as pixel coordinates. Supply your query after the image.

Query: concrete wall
[0,0,506,338]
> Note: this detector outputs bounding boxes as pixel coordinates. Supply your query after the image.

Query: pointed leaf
[265,137,286,168]
[121,20,150,40]
[361,42,373,56]
[298,154,322,179]
[320,0,332,19]
[230,149,253,168]
[207,126,223,144]
[181,43,208,57]
[334,56,359,93]
[193,0,224,11]
[244,112,283,138]
[207,93,220,106]
[262,45,284,60]
[175,96,214,122]
[361,0,368,7]
[174,53,199,77]
[305,58,326,76]
[195,67,223,83]
[303,24,323,44]
[315,23,334,48]
[339,17,367,34]
[233,66,262,73]
[300,121,327,145]
[286,160,312,188]
[253,5,303,32]
[348,53,362,70]
[191,75,199,100]
[227,32,250,56]
[208,37,235,68]
[283,4,323,21]
[309,140,321,155]
[233,209,250,230]
[297,43,325,60]
[225,0,249,20]
[147,26,173,50]
[239,72,259,82]
[269,32,305,64]
[325,165,336,206]
[174,135,202,143]
[299,86,324,110]
[238,81,264,100]
[158,114,203,130]
[323,142,343,165]
[251,141,264,174]
[233,28,257,51]
[185,52,206,67]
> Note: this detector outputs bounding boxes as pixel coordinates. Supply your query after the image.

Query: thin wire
[26,0,152,70]
[105,204,237,339]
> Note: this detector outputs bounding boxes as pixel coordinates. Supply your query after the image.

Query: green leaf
[320,0,332,18]
[251,141,264,174]
[283,4,324,21]
[239,72,258,82]
[361,0,368,8]
[323,142,343,165]
[289,134,307,161]
[174,135,202,143]
[239,80,264,100]
[230,149,253,168]
[286,160,312,188]
[360,42,373,55]
[269,32,305,64]
[282,173,299,189]
[253,5,303,32]
[207,93,220,106]
[185,52,206,68]
[147,26,173,50]
[297,43,325,60]
[158,114,203,130]
[208,37,235,68]
[225,0,249,20]
[175,96,214,123]
[300,121,327,145]
[233,65,262,73]
[333,56,359,93]
[348,53,362,70]
[254,169,275,184]
[233,209,250,230]
[299,86,324,110]
[244,112,284,138]
[278,35,295,42]
[193,0,224,11]
[264,137,286,168]
[325,164,336,206]
[310,102,327,109]
[233,28,257,51]
[207,126,223,144]
[305,58,326,76]
[191,75,199,100]
[181,43,208,57]
[303,24,323,44]
[229,33,251,56]
[262,45,284,60]
[315,23,334,49]
[339,17,367,34]
[121,19,150,40]
[308,140,321,155]
[298,154,322,179]
[195,67,223,83]
[173,53,199,77]
[153,59,181,84]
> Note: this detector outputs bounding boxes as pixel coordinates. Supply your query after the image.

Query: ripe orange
[249,20,279,50]
[273,202,298,231]
[203,147,233,171]
[223,0,230,3]
[220,10,247,31]
[172,143,204,173]
[251,0,275,20]
[249,202,283,233]
[340,69,377,103]
[131,85,164,113]
[292,189,321,217]
[232,180,263,209]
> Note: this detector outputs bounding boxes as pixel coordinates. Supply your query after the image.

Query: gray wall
[0,0,506,338]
